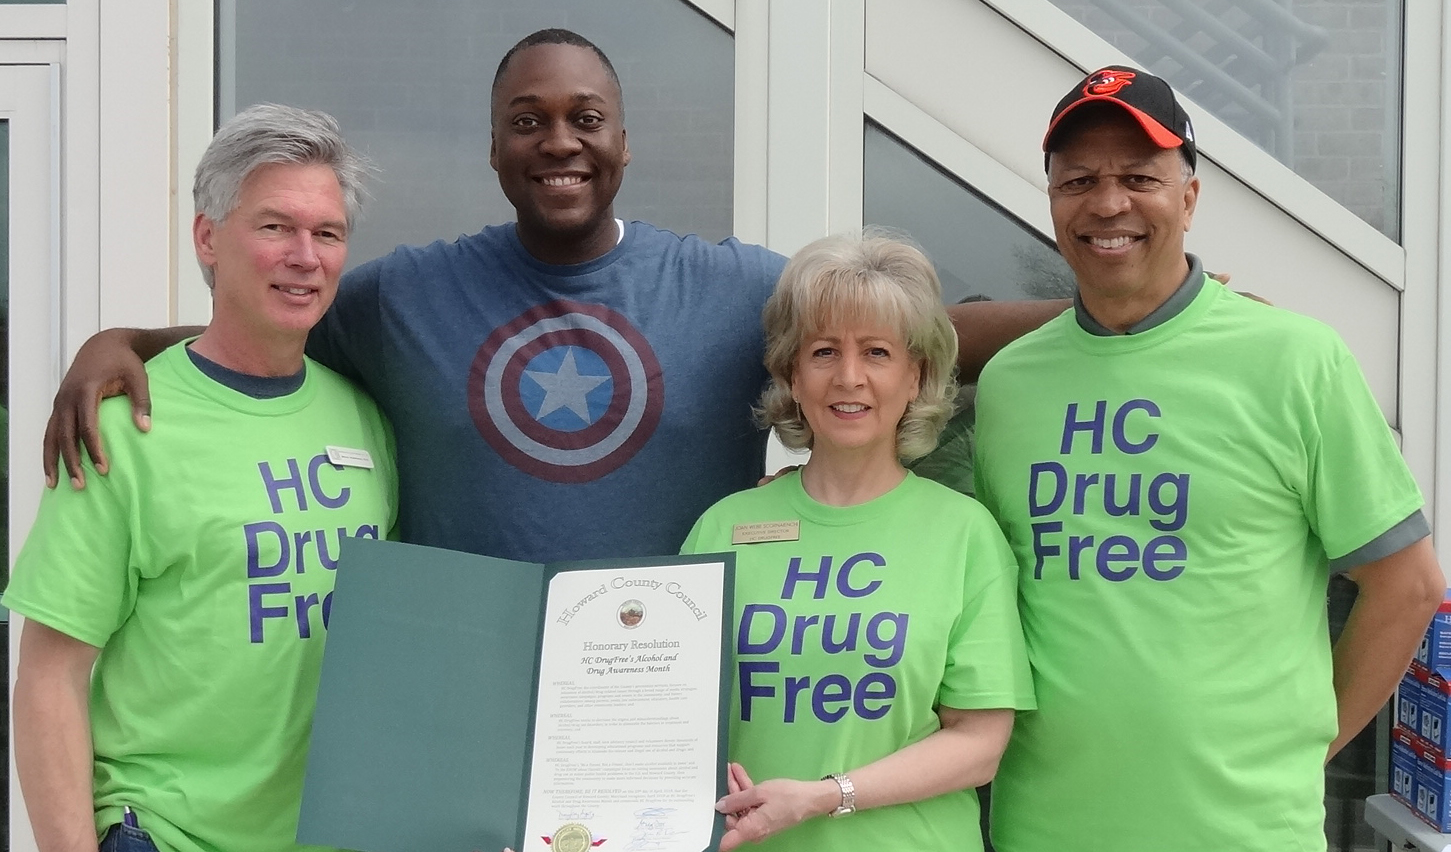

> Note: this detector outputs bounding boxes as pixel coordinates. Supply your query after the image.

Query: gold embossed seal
[550,823,593,852]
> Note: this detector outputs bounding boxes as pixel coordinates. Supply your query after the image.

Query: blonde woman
[683,231,1033,852]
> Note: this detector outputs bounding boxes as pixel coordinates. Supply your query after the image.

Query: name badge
[731,521,800,545]
[326,446,375,469]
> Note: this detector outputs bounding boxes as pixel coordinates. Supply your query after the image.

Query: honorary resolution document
[296,539,733,852]
[524,563,730,852]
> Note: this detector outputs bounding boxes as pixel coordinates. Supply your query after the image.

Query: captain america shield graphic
[468,300,664,483]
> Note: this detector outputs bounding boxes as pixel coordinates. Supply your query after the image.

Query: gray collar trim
[1074,254,1206,336]
[186,346,306,399]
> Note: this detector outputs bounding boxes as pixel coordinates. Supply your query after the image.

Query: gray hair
[193,103,373,287]
[759,229,958,462]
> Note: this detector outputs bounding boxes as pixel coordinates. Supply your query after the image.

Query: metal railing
[1082,0,1328,160]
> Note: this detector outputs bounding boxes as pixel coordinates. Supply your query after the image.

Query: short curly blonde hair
[759,229,958,461]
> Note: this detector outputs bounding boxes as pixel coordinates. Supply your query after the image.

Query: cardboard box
[1394,723,1451,770]
[1411,665,1451,756]
[1415,596,1451,673]
[1410,658,1451,688]
[1424,680,1450,750]
[1390,597,1451,832]
[1394,739,1421,808]
[1394,739,1451,833]
[1414,760,1451,832]
[1401,678,1424,733]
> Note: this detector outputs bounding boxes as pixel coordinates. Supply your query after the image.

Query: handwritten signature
[623,808,687,851]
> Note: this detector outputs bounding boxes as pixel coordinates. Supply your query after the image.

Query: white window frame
[1403,1,1447,541]
[0,46,62,852]
[175,1,217,327]
[0,1,209,844]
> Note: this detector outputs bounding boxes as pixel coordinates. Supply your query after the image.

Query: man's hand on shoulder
[44,328,151,490]
[1206,269,1273,305]
[43,326,198,490]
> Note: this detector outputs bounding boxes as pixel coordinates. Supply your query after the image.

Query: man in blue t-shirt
[42,28,1061,563]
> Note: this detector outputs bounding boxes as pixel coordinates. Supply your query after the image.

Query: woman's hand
[715,763,837,851]
[720,760,753,837]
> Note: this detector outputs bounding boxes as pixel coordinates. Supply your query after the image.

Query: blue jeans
[99,823,161,852]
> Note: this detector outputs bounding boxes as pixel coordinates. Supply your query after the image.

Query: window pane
[1047,0,1402,240]
[864,121,1072,503]
[219,0,733,270]
[863,121,1073,305]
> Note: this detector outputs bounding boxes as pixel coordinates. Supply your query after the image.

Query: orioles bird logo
[1085,69,1135,96]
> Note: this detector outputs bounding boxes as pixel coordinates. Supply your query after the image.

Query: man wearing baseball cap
[973,65,1444,851]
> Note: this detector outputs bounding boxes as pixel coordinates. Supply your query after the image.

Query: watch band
[822,773,856,817]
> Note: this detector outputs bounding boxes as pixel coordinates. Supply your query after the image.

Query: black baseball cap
[1043,65,1196,171]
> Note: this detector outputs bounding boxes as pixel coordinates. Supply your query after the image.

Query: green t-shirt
[683,471,1034,852]
[973,281,1425,852]
[4,344,398,852]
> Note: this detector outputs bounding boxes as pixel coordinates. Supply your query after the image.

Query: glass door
[1,60,61,852]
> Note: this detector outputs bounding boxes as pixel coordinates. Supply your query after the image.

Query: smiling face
[791,323,921,464]
[194,161,348,352]
[490,42,631,265]
[1047,109,1199,320]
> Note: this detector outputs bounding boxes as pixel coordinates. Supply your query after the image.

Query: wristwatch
[822,773,856,817]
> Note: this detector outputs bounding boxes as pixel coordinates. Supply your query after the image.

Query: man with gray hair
[5,103,397,852]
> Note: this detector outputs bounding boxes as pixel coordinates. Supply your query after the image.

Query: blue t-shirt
[307,221,786,561]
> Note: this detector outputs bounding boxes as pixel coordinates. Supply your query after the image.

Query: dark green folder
[297,538,732,852]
